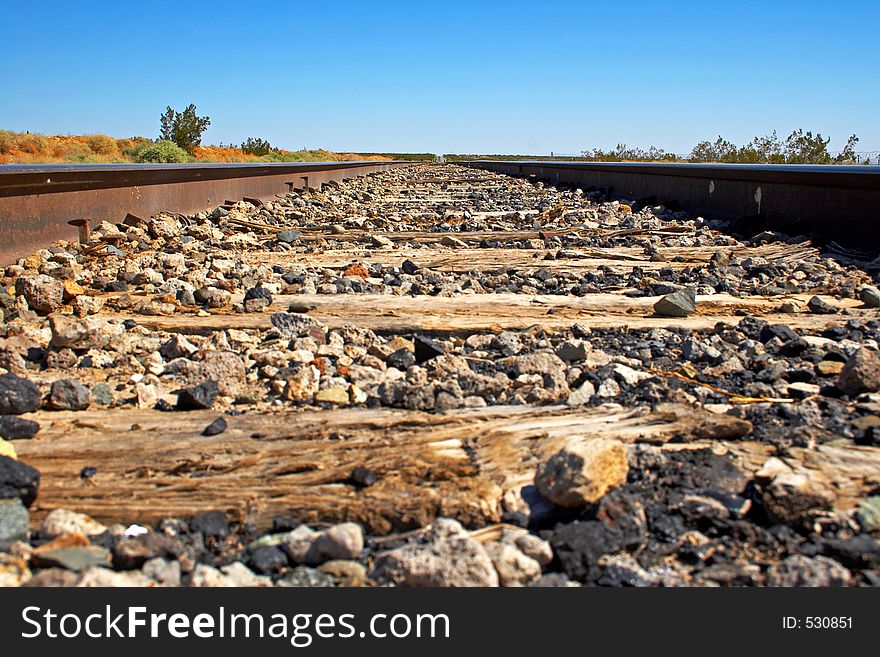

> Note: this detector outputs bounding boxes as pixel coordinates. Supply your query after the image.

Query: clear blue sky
[3,0,877,154]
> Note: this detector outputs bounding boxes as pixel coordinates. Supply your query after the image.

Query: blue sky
[2,0,877,154]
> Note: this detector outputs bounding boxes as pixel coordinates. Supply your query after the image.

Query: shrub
[159,104,211,154]
[15,133,49,155]
[241,137,276,156]
[85,134,118,155]
[135,140,190,163]
[120,137,153,159]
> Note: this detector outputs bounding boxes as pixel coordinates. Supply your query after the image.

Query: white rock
[41,509,106,538]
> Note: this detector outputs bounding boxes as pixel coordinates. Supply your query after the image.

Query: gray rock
[369,518,499,587]
[278,229,302,244]
[90,383,114,407]
[535,438,629,507]
[142,557,181,586]
[31,546,112,572]
[15,275,64,314]
[370,234,394,248]
[556,340,589,362]
[653,289,696,317]
[766,555,851,587]
[305,522,364,564]
[0,498,28,550]
[837,347,880,396]
[566,381,595,406]
[270,312,324,339]
[0,374,41,415]
[856,496,880,532]
[485,541,542,586]
[47,378,90,411]
[194,286,231,308]
[860,285,880,308]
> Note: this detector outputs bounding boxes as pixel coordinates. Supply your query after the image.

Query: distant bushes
[240,137,276,156]
[134,140,190,163]
[85,134,118,155]
[575,130,865,164]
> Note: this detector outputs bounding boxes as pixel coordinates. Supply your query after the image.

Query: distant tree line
[579,129,865,164]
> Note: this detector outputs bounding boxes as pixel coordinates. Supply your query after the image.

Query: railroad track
[1,162,878,587]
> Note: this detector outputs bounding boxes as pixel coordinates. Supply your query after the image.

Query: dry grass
[0,131,390,164]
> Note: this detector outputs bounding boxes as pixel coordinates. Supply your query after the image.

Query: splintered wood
[16,403,879,533]
[14,404,742,532]
[125,291,861,336]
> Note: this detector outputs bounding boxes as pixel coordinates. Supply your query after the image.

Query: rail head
[465,160,880,189]
[0,160,414,197]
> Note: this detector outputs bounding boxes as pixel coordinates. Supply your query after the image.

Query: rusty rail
[0,161,409,265]
[460,161,880,251]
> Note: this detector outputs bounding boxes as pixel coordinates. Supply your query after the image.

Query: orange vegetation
[0,131,389,164]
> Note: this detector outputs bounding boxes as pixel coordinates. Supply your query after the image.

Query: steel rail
[460,161,880,250]
[0,161,410,265]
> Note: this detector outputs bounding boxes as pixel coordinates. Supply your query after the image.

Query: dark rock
[47,378,90,411]
[818,535,880,570]
[401,259,420,275]
[550,520,624,583]
[176,380,219,410]
[0,415,40,440]
[80,466,97,479]
[414,335,445,363]
[202,416,228,436]
[386,348,416,370]
[0,455,40,507]
[759,324,797,343]
[249,545,289,575]
[807,295,837,314]
[243,285,273,313]
[349,466,378,488]
[272,516,302,533]
[0,373,41,415]
[653,289,696,317]
[189,511,230,538]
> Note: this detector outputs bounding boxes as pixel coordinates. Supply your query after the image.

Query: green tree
[833,134,860,163]
[690,136,738,163]
[158,104,211,154]
[783,129,832,164]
